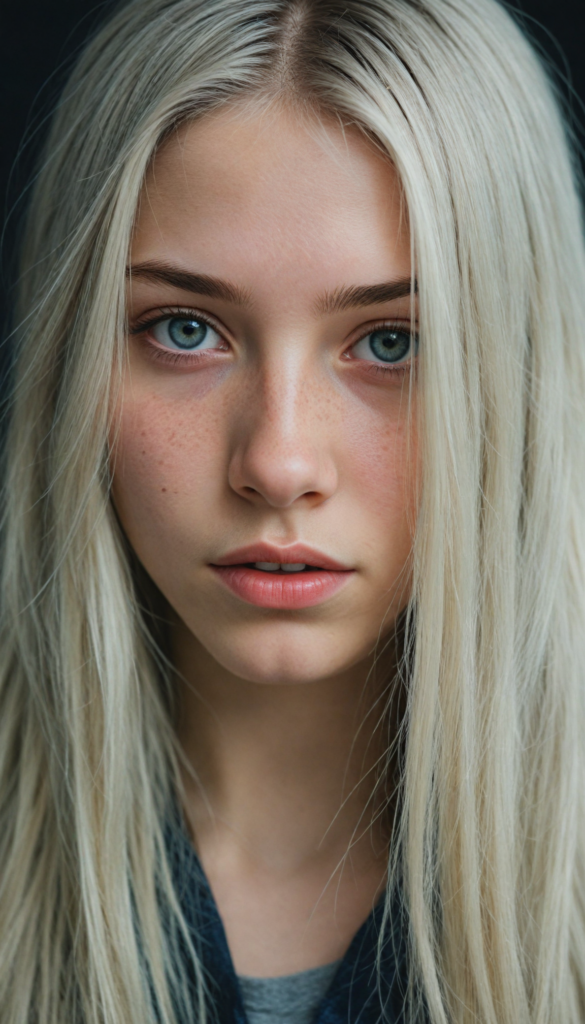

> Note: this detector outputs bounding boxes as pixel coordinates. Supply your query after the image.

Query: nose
[227,360,338,509]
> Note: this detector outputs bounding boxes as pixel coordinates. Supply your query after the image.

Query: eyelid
[129,309,418,367]
[349,317,418,343]
[129,305,230,341]
[345,318,419,356]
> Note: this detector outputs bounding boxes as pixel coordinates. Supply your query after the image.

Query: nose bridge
[262,349,309,446]
[228,345,337,508]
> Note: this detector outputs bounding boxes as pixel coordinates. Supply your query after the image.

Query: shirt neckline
[165,809,409,1023]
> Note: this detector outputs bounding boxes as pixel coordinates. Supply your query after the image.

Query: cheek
[340,389,418,622]
[109,389,224,548]
[343,387,418,531]
[110,371,418,601]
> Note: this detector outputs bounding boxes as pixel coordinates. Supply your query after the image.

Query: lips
[210,543,354,609]
[211,543,349,572]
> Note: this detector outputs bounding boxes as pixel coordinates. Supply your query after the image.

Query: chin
[195,620,374,686]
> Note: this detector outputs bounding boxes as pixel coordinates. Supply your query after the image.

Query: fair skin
[112,101,418,976]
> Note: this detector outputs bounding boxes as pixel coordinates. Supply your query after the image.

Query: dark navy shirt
[167,820,409,1023]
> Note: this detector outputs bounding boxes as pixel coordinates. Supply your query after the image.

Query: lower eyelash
[145,348,414,373]
[146,345,212,366]
[363,361,413,379]
[132,315,416,373]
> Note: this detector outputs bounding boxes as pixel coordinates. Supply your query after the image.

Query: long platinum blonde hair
[2,0,584,1021]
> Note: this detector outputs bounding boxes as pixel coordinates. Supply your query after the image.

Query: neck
[173,624,394,875]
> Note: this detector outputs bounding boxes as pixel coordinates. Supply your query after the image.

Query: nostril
[228,446,338,508]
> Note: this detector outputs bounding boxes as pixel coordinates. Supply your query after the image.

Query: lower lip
[211,565,354,609]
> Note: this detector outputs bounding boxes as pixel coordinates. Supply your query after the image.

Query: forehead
[131,103,409,292]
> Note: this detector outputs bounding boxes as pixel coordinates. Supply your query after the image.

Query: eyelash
[130,308,418,375]
[130,306,225,366]
[349,320,418,379]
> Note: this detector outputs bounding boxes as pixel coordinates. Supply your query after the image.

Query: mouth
[210,545,354,609]
[244,561,325,573]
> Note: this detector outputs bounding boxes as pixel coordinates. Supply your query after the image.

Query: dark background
[1,0,584,337]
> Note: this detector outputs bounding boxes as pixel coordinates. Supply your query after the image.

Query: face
[112,102,418,686]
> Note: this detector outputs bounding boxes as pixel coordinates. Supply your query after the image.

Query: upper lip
[210,543,352,572]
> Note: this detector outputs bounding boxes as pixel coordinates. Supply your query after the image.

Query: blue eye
[352,326,418,365]
[151,316,223,351]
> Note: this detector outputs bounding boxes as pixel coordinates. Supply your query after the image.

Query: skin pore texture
[112,102,418,976]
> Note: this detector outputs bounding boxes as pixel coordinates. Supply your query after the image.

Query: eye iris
[168,317,207,348]
[369,328,411,363]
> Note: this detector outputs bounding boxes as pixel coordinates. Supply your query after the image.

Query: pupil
[369,329,411,363]
[168,317,206,348]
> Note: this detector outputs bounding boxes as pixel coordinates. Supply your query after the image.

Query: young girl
[2,1,584,1022]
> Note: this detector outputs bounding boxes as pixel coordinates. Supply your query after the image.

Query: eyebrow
[315,277,416,315]
[128,260,416,314]
[127,261,252,307]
